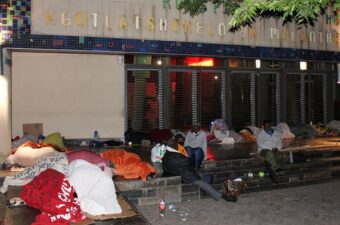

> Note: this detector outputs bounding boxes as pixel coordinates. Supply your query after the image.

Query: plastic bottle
[160,144,166,158]
[94,130,99,141]
[289,151,294,164]
[91,130,99,149]
[159,197,166,218]
[258,171,265,178]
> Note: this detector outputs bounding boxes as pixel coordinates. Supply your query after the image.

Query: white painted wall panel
[11,52,125,139]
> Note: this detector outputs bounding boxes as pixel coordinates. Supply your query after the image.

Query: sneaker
[7,197,26,208]
[222,195,238,202]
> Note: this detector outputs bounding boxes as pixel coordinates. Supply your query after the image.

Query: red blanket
[20,169,84,225]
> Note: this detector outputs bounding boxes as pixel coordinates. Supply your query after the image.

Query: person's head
[103,166,115,178]
[262,120,272,131]
[174,133,185,145]
[192,122,201,134]
[167,138,177,150]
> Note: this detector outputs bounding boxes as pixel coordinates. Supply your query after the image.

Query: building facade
[0,0,339,156]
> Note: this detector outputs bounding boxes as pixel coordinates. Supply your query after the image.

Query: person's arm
[273,132,283,150]
[184,132,190,147]
[202,134,207,160]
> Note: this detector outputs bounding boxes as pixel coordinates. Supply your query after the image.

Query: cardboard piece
[0,168,22,178]
[5,186,139,225]
[22,123,43,139]
[81,194,138,221]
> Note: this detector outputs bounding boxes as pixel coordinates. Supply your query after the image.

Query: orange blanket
[99,149,156,181]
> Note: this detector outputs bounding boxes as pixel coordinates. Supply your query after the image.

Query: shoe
[146,173,155,181]
[269,171,279,184]
[7,197,26,208]
[267,167,279,184]
[222,195,238,202]
[275,168,282,172]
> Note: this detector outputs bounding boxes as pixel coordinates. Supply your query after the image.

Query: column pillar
[0,48,11,161]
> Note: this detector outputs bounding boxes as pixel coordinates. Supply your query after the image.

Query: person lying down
[4,141,65,168]
[12,161,121,224]
[0,150,114,193]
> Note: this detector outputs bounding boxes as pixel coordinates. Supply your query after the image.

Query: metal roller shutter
[127,69,160,132]
[286,74,301,125]
[307,74,324,123]
[197,72,222,128]
[230,73,251,129]
[256,73,277,126]
[165,71,193,130]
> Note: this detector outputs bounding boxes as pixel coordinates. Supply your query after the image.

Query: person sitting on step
[257,120,283,183]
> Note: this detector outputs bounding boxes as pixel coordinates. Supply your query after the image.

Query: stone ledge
[115,177,183,206]
[115,176,181,191]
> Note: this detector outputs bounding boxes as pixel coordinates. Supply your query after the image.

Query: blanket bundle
[100,149,156,180]
[20,161,123,224]
[67,160,122,216]
[6,141,62,167]
[20,169,85,225]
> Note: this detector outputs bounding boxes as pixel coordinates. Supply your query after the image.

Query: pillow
[43,132,65,149]
[6,145,58,167]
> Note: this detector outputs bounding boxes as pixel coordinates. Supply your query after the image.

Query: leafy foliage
[178,0,339,29]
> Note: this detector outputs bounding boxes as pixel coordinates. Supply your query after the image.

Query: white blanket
[67,159,122,216]
[274,122,295,140]
[327,120,340,132]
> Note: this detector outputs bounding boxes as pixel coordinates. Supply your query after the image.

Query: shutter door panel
[197,72,222,128]
[231,73,251,129]
[307,74,324,123]
[127,70,159,132]
[256,73,277,126]
[166,71,193,130]
[286,74,301,125]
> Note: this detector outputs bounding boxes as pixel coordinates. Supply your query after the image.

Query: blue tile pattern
[0,0,30,43]
[0,0,339,61]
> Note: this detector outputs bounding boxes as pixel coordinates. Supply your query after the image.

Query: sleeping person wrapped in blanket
[1,144,156,223]
[1,142,156,193]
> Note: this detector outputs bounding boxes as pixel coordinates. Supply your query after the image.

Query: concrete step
[115,176,182,206]
[115,149,340,205]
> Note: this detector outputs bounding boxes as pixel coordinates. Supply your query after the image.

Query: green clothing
[260,149,283,171]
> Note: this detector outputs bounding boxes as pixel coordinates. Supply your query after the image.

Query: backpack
[221,178,246,202]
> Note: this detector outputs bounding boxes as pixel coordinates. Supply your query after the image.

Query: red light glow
[185,57,214,67]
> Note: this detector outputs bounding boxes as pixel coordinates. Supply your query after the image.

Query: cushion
[43,132,65,149]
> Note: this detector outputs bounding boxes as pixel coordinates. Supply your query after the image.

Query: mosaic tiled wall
[0,0,339,61]
[0,0,30,44]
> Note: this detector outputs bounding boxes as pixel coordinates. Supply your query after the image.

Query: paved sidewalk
[137,180,340,225]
